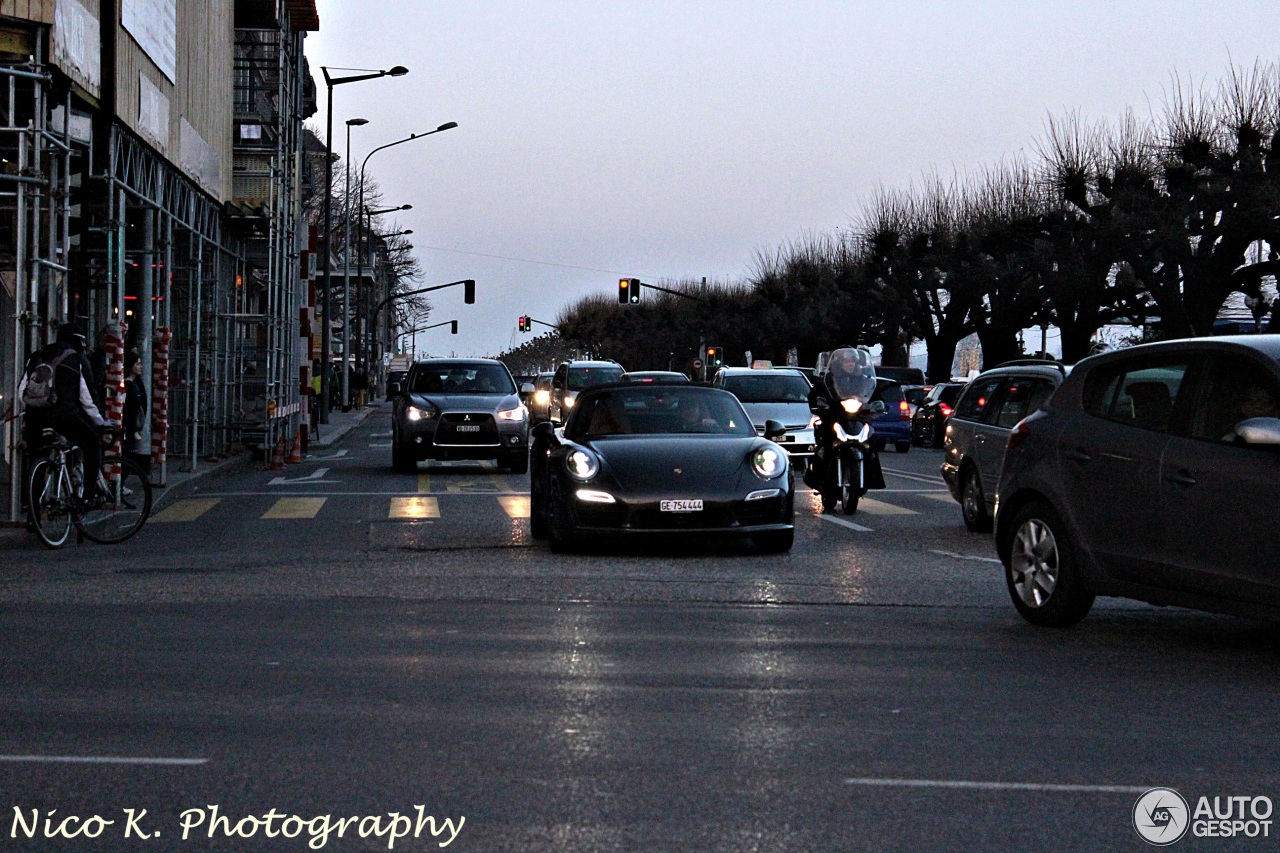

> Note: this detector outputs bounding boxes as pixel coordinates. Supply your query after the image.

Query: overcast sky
[304,1,1278,360]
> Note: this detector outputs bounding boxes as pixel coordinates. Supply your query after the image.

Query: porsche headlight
[751,446,786,479]
[497,404,526,422]
[565,449,599,481]
[841,398,863,415]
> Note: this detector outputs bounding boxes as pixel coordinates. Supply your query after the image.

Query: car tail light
[939,403,953,417]
[899,400,911,420]
[1006,409,1047,450]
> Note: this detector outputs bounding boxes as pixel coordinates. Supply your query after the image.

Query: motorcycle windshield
[825,348,877,402]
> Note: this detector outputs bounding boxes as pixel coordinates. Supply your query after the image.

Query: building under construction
[0,0,319,523]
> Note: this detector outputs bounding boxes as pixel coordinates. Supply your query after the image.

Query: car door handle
[1165,470,1197,487]
[1064,449,1091,462]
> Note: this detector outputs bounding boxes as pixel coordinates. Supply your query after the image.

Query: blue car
[870,380,913,453]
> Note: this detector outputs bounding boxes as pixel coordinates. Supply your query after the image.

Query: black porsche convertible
[529,383,795,552]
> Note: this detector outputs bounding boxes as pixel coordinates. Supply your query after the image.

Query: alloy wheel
[1010,518,1059,608]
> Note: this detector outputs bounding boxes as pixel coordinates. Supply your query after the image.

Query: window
[954,376,1002,422]
[1084,359,1190,432]
[993,379,1054,428]
[722,374,811,403]
[1186,355,1280,443]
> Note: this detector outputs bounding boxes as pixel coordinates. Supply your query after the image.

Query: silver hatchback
[941,361,1065,531]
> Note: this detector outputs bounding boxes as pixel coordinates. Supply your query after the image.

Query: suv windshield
[723,373,811,403]
[409,363,515,395]
[568,366,624,390]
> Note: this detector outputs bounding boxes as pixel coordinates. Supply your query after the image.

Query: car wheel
[752,529,794,553]
[871,438,886,453]
[504,449,529,475]
[930,423,945,449]
[529,474,548,540]
[895,441,911,454]
[911,426,924,447]
[547,481,575,553]
[391,438,416,474]
[1005,500,1095,627]
[960,467,992,532]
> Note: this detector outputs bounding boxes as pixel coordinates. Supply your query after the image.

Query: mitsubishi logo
[464,415,471,422]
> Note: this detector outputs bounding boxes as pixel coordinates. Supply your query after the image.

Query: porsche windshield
[409,363,515,395]
[570,387,756,438]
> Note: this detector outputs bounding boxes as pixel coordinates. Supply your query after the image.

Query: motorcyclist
[805,347,886,503]
[18,323,115,506]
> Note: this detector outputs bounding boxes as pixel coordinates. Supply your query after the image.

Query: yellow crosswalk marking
[389,496,440,519]
[857,497,918,515]
[417,474,431,493]
[151,497,220,523]
[497,495,530,518]
[262,497,326,519]
[488,473,516,493]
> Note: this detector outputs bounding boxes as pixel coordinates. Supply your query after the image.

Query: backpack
[21,348,74,409]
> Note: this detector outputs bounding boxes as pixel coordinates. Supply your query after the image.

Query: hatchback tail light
[939,403,953,417]
[1007,409,1048,450]
[899,400,911,421]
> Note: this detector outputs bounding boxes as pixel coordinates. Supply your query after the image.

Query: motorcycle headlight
[407,404,437,422]
[751,446,787,479]
[565,449,599,481]
[497,405,526,422]
[841,398,863,415]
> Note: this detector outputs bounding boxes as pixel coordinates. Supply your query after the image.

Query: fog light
[414,436,423,444]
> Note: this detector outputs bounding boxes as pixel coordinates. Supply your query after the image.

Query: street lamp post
[355,122,457,379]
[355,203,412,394]
[342,117,368,411]
[319,64,407,423]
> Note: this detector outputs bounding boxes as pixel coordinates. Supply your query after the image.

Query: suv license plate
[660,499,703,513]
[456,425,480,432]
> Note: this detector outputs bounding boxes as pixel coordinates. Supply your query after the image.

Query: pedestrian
[121,350,151,487]
[88,323,115,411]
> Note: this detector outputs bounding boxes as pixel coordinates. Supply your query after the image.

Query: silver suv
[549,360,625,423]
[941,360,1066,531]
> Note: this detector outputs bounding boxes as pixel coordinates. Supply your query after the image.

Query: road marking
[929,549,1001,564]
[151,498,220,523]
[925,492,956,503]
[268,467,336,486]
[368,442,391,448]
[882,467,946,485]
[0,754,207,766]
[191,491,534,497]
[816,514,873,533]
[262,497,326,519]
[498,495,531,518]
[371,431,392,438]
[856,498,917,516]
[307,449,349,460]
[489,473,516,493]
[842,776,1149,794]
[418,474,431,493]
[389,496,440,519]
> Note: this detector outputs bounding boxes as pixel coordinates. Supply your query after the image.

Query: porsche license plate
[456,425,481,432]
[660,499,703,513]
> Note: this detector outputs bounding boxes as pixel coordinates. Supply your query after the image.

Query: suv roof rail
[991,358,1067,375]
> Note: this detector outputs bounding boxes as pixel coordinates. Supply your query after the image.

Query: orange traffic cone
[268,437,286,470]
[288,432,302,464]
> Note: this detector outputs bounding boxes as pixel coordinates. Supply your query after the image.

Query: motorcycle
[804,347,887,514]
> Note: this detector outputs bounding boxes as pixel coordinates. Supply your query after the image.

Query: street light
[355,204,411,390]
[318,64,407,423]
[355,122,457,380]
[341,117,368,411]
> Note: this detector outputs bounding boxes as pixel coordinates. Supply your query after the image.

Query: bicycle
[25,429,153,548]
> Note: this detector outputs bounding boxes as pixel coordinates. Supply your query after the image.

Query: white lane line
[368,442,391,448]
[842,776,1149,794]
[194,491,533,497]
[929,549,1001,564]
[881,467,946,485]
[816,514,874,533]
[0,755,207,766]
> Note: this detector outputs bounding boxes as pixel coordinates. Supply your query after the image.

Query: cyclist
[18,323,114,506]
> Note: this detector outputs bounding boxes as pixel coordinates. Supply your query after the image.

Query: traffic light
[706,345,722,368]
[450,320,458,335]
[518,315,529,332]
[463,279,476,304]
[618,278,640,304]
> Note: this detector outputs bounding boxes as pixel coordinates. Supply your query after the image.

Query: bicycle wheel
[74,456,153,544]
[27,458,73,548]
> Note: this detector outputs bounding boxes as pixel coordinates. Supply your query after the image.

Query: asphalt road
[1,408,1276,852]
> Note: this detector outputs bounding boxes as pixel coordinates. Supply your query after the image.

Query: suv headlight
[497,405,526,422]
[566,449,599,481]
[407,403,437,421]
[751,446,786,479]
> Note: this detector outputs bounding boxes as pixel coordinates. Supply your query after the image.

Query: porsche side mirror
[763,419,787,440]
